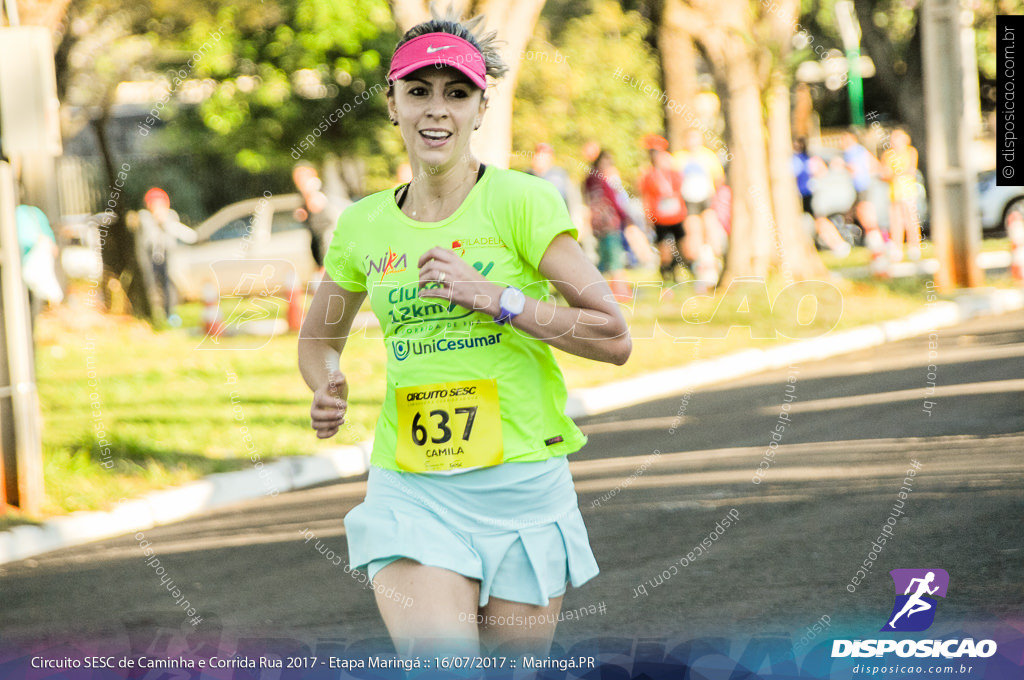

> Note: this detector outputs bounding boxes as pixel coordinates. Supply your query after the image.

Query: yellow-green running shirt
[324,166,588,472]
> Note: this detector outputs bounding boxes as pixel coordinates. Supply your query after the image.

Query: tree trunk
[767,79,827,281]
[660,0,700,148]
[91,112,155,320]
[763,0,827,281]
[15,0,74,31]
[670,0,824,283]
[472,0,545,167]
[721,51,774,282]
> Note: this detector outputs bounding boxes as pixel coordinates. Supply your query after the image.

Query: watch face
[501,286,526,314]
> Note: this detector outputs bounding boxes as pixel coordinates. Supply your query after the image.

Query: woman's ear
[475,95,488,130]
[387,95,398,126]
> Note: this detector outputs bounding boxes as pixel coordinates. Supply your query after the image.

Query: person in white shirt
[139,187,197,319]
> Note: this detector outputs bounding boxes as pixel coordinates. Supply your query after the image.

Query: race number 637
[395,379,503,472]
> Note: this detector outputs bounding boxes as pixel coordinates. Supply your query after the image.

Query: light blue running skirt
[344,456,599,607]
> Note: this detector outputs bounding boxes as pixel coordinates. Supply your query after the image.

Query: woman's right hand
[311,370,348,439]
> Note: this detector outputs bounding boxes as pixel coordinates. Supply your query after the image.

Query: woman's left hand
[416,247,502,315]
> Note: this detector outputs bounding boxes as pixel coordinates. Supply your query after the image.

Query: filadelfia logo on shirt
[451,237,506,257]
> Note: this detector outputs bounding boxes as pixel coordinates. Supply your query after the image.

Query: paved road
[1,310,1021,658]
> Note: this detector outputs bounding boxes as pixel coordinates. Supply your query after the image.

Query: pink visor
[388,33,487,90]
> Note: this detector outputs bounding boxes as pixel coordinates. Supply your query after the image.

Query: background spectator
[16,203,63,321]
[584,150,632,300]
[792,138,814,217]
[880,128,921,263]
[138,187,197,322]
[639,135,688,282]
[841,129,885,270]
[293,162,345,273]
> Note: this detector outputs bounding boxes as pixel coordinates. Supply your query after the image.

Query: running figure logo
[881,568,949,632]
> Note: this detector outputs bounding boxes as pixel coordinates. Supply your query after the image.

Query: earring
[390,118,398,126]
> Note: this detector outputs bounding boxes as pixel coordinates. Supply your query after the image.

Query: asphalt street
[1,309,1021,657]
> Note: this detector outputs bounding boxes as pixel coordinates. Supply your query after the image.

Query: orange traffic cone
[286,272,304,331]
[201,282,225,338]
[1008,211,1024,285]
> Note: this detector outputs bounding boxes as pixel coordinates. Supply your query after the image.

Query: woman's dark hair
[591,150,610,173]
[389,2,508,95]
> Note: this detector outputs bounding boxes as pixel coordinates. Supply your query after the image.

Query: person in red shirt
[639,134,688,282]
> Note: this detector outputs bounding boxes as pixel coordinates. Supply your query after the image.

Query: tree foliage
[975,0,1024,82]
[152,0,399,181]
[513,0,663,186]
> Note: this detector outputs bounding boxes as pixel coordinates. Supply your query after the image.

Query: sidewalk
[835,250,1012,280]
[2,286,1022,566]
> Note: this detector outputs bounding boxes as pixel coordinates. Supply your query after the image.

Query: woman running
[297,6,631,659]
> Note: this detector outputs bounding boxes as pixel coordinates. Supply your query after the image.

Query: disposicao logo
[882,568,948,632]
[832,568,997,659]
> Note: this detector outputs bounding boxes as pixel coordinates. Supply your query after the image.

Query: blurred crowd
[524,130,731,301]
[521,124,924,300]
[793,127,923,274]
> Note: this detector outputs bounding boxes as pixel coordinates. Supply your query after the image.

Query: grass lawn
[2,242,1017,528]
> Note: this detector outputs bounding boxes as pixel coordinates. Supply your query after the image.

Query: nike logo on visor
[426,45,453,53]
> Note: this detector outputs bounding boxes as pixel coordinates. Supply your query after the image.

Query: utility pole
[0,21,60,514]
[0,162,44,514]
[921,0,982,290]
[836,1,865,127]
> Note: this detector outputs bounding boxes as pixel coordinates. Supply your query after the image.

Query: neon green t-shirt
[324,166,588,472]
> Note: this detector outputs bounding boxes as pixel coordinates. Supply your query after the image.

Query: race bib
[682,163,713,203]
[656,197,682,220]
[682,176,712,203]
[395,378,503,472]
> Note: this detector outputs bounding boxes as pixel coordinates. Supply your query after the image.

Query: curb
[0,441,373,565]
[835,251,1012,281]
[2,287,1022,566]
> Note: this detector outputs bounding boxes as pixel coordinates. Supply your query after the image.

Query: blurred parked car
[169,192,346,300]
[978,170,1024,232]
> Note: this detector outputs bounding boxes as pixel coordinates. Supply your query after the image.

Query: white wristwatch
[495,286,526,325]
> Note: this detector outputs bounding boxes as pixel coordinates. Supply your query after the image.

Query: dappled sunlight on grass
[34,310,386,518]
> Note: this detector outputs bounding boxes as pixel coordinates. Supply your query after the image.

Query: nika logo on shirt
[365,249,407,282]
[451,236,506,257]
